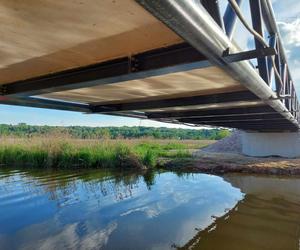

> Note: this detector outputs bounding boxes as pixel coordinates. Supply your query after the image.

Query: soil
[161,131,300,176]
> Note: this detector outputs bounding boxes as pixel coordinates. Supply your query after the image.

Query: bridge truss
[0,0,299,131]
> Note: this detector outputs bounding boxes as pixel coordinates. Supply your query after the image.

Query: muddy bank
[161,151,300,176]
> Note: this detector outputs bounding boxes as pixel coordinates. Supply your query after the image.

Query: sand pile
[202,130,242,154]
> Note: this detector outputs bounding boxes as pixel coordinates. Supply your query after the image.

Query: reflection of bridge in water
[178,175,300,250]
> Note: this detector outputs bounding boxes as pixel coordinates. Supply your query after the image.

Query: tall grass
[0,136,213,169]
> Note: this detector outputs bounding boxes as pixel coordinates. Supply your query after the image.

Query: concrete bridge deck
[0,0,299,132]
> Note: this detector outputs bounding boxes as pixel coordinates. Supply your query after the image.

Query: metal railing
[206,0,300,123]
[136,0,299,129]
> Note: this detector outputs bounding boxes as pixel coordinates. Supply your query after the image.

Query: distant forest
[0,123,231,140]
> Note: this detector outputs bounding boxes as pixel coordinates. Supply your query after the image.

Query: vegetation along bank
[0,136,213,169]
[3,124,300,176]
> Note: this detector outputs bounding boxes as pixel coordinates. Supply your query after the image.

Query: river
[0,168,300,250]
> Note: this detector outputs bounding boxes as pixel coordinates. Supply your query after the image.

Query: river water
[0,168,300,250]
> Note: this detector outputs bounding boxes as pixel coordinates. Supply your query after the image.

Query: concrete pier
[241,131,300,158]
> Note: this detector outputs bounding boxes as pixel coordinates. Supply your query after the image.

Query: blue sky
[1,0,299,128]
[0,104,184,128]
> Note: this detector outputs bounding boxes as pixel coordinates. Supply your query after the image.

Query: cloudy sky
[0,0,299,127]
[274,0,300,92]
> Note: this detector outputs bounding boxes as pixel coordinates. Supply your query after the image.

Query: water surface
[0,168,300,250]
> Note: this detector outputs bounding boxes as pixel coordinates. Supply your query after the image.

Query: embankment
[163,132,300,176]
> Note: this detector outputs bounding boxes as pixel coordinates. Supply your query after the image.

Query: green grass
[0,137,214,169]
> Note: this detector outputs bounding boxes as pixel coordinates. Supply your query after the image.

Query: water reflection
[179,174,300,250]
[0,169,300,250]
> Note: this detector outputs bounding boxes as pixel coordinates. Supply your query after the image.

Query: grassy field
[0,136,214,169]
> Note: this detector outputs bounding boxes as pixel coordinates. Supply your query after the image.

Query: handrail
[135,0,300,128]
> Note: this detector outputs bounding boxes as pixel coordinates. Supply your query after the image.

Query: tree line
[0,123,231,140]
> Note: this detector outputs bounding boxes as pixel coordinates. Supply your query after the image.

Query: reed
[0,136,213,169]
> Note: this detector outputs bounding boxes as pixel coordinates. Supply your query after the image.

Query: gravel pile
[202,130,242,154]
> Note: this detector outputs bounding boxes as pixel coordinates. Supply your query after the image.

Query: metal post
[274,42,282,96]
[223,0,243,39]
[250,0,269,84]
[267,35,276,87]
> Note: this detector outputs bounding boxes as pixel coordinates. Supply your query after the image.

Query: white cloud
[20,221,118,250]
[278,19,300,47]
[276,17,300,93]
[272,0,300,20]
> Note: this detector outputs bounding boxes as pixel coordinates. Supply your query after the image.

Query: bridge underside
[0,0,298,132]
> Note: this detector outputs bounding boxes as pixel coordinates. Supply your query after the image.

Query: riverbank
[162,150,300,175]
[0,137,213,169]
[161,131,300,176]
[2,135,300,176]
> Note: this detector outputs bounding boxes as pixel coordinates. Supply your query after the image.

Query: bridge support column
[241,131,300,158]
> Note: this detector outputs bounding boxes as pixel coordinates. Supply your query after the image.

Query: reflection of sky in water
[0,170,243,250]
